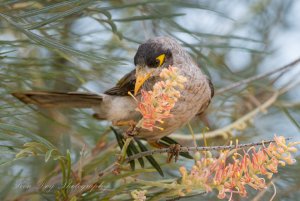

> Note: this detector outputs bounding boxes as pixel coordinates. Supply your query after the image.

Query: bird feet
[93,113,105,120]
[112,120,139,138]
[113,120,136,127]
[148,140,166,149]
[124,126,141,138]
[148,141,181,163]
[167,144,181,163]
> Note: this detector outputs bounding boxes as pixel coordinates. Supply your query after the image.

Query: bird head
[133,37,178,95]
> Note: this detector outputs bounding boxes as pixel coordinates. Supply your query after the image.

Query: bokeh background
[1,0,300,200]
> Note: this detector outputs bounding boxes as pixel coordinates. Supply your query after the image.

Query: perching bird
[12,36,214,147]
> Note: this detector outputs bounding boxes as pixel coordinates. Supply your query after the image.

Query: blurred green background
[1,0,300,200]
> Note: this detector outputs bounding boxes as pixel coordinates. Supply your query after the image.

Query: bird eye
[156,54,165,67]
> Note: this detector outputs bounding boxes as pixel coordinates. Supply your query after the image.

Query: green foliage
[0,0,299,200]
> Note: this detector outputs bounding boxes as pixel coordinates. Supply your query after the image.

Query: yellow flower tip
[278,160,286,166]
[206,151,213,158]
[157,120,164,124]
[131,190,147,201]
[179,166,186,174]
[176,135,299,200]
[274,135,287,147]
[155,127,164,131]
[135,65,186,131]
[194,151,201,161]
[128,91,138,102]
[282,155,296,164]
[266,172,273,179]
[287,147,298,152]
[289,141,300,147]
[178,191,185,197]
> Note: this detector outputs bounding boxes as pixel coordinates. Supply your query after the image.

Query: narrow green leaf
[0,132,25,145]
[0,145,17,155]
[26,2,94,30]
[103,0,165,10]
[190,43,265,53]
[110,126,124,148]
[131,140,145,168]
[70,196,77,201]
[160,137,193,159]
[66,150,72,186]
[282,107,300,131]
[171,0,233,20]
[113,13,184,22]
[101,169,155,183]
[0,158,20,167]
[0,49,17,55]
[110,127,135,170]
[16,0,81,18]
[88,8,112,19]
[16,147,36,158]
[0,0,20,6]
[45,149,56,162]
[59,159,67,187]
[192,31,262,43]
[160,136,179,144]
[135,139,164,177]
[94,18,122,39]
[0,170,22,200]
[100,182,131,201]
[0,123,55,149]
[126,146,135,171]
[0,13,114,63]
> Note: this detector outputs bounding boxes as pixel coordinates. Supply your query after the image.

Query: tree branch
[216,57,300,95]
[124,138,291,163]
[172,91,279,140]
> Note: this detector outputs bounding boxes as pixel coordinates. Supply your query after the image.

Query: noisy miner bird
[12,36,214,148]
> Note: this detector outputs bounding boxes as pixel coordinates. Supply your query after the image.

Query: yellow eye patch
[156,54,166,67]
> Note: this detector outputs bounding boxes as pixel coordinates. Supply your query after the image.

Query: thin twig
[270,182,277,201]
[124,138,291,163]
[216,57,300,95]
[172,76,300,141]
[165,192,206,201]
[172,91,279,140]
[251,178,279,201]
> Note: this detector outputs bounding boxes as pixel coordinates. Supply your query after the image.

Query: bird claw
[113,120,136,127]
[93,113,105,120]
[112,120,139,138]
[167,144,181,163]
[124,125,140,138]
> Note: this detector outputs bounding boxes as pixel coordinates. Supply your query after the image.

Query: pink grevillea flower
[131,190,147,201]
[178,135,299,200]
[135,66,187,131]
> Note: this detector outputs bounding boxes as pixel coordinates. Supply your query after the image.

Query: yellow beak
[134,67,153,96]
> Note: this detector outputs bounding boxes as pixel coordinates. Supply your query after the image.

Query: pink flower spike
[134,66,186,131]
[178,135,299,200]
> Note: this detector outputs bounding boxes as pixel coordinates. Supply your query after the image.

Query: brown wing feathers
[12,70,136,108]
[104,69,136,96]
[12,91,103,108]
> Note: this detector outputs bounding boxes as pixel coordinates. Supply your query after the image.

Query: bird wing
[12,69,137,108]
[207,77,214,98]
[104,69,136,96]
[12,91,103,108]
[196,77,214,115]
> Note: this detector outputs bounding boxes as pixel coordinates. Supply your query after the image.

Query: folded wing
[12,91,103,108]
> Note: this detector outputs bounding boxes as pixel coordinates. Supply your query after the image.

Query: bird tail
[12,91,103,108]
